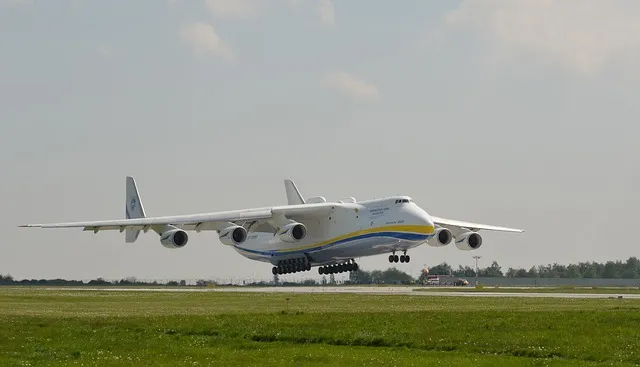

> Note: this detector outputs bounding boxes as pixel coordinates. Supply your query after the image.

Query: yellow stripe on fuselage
[274,224,435,253]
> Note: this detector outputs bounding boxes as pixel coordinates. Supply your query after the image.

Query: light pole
[472,256,481,286]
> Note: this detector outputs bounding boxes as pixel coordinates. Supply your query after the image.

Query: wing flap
[432,216,524,233]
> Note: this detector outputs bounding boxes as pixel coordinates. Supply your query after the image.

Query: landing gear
[318,259,359,275]
[389,251,410,263]
[272,257,312,275]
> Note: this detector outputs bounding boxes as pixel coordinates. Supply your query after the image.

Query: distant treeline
[428,256,640,279]
[1,257,639,287]
[0,276,190,287]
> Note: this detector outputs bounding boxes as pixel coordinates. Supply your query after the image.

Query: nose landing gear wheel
[389,252,407,263]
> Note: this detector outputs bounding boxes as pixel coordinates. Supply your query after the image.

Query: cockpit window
[395,199,411,204]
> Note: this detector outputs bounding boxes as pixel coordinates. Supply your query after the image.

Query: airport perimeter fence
[108,276,639,287]
[2,276,639,288]
[458,276,640,287]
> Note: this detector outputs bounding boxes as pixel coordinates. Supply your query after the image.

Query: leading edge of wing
[18,202,336,229]
[431,216,524,233]
[19,208,274,229]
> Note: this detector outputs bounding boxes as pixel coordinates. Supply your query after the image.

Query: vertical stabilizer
[284,179,305,205]
[125,176,146,243]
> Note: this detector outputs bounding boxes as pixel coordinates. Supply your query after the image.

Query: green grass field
[1,287,639,366]
[413,286,640,294]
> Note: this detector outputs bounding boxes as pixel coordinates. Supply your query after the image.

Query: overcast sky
[2,0,639,283]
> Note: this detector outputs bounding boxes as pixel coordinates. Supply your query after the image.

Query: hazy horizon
[2,0,638,284]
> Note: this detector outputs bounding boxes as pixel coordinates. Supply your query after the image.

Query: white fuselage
[231,196,435,266]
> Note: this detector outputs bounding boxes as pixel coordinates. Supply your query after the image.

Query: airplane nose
[427,214,435,227]
[424,213,435,229]
[416,208,435,231]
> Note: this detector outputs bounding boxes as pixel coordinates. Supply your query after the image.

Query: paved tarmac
[38,286,640,299]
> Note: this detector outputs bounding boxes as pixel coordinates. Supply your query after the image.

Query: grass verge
[412,286,640,294]
[1,287,639,366]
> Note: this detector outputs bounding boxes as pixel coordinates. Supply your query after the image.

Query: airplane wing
[19,204,334,233]
[431,216,524,235]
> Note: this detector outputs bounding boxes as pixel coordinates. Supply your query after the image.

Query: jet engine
[160,229,189,249]
[454,231,483,251]
[218,225,248,246]
[278,222,307,243]
[428,227,453,247]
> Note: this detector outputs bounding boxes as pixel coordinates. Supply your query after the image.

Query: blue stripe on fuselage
[234,231,432,257]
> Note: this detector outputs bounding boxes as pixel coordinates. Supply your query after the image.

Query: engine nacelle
[428,227,453,247]
[218,225,247,246]
[160,229,189,249]
[454,231,483,251]
[278,222,307,243]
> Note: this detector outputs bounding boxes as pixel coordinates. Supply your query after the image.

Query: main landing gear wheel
[318,259,359,275]
[272,257,312,275]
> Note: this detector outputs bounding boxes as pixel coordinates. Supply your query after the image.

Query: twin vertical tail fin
[284,179,305,205]
[125,176,146,243]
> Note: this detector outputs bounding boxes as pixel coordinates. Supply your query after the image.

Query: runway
[37,286,640,299]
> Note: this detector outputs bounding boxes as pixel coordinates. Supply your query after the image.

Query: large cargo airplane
[20,177,523,275]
